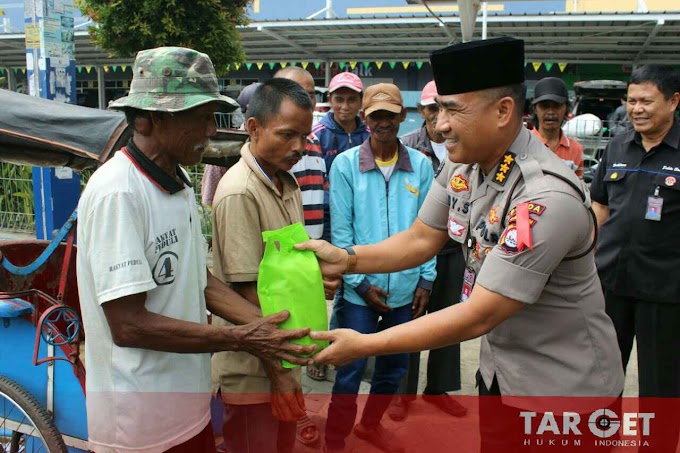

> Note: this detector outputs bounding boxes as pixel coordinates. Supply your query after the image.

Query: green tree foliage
[75,0,251,74]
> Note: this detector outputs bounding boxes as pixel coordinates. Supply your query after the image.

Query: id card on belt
[645,196,663,221]
[461,266,476,302]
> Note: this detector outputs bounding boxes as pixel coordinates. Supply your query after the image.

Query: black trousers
[397,250,465,398]
[603,290,680,452]
[478,375,616,453]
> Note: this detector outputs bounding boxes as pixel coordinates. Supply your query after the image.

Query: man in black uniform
[591,64,680,452]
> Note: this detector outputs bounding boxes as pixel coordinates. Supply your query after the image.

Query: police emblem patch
[665,176,677,187]
[488,206,500,224]
[450,174,470,192]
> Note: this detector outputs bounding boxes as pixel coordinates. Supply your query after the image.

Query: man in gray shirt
[300,38,624,452]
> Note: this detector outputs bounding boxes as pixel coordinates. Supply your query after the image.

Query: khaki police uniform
[418,127,624,406]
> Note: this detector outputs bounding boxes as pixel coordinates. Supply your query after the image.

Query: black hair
[483,83,527,121]
[246,78,313,126]
[629,64,680,100]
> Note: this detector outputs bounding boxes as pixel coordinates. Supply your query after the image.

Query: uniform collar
[482,127,530,193]
[627,119,680,150]
[122,138,191,195]
[359,138,414,173]
[241,142,299,196]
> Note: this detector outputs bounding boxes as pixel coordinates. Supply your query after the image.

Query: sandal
[307,364,326,381]
[306,363,327,381]
[296,415,320,447]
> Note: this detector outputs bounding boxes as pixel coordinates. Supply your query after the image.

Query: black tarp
[0,89,248,170]
[0,89,129,170]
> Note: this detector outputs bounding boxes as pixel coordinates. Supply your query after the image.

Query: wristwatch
[343,247,357,274]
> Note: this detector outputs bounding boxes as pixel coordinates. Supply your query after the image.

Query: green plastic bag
[258,222,329,368]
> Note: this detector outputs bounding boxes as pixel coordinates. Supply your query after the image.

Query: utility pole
[24,0,80,240]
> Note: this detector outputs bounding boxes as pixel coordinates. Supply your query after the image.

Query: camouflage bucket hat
[109,46,239,113]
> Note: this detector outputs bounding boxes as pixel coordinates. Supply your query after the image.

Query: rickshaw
[0,88,246,452]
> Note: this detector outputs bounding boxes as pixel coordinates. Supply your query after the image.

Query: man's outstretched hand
[234,310,315,366]
[308,329,367,366]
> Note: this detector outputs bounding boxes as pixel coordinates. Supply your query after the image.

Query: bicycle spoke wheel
[0,375,67,453]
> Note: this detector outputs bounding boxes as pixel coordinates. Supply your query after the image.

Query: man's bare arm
[591,201,610,231]
[204,271,261,323]
[297,219,449,277]
[102,291,313,363]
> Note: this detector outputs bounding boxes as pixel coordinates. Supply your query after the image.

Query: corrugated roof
[1,11,679,67]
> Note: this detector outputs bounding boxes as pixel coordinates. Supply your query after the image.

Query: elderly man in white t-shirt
[77,46,314,453]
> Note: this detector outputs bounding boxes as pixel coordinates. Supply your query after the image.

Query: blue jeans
[328,288,344,330]
[325,301,411,450]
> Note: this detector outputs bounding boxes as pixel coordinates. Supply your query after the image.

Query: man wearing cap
[210,77,316,453]
[313,71,371,241]
[531,77,584,177]
[323,83,436,453]
[300,38,624,452]
[313,71,371,173]
[311,71,372,381]
[77,47,314,453]
[390,80,467,421]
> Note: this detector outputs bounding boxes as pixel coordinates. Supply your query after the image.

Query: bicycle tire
[0,375,68,453]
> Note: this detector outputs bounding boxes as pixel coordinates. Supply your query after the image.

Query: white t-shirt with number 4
[76,151,211,453]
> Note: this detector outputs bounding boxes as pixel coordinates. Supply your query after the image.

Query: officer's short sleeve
[476,191,591,304]
[418,159,450,230]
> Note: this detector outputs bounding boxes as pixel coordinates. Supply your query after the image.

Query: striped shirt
[291,134,327,239]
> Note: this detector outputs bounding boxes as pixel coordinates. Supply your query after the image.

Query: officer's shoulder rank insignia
[493,151,516,186]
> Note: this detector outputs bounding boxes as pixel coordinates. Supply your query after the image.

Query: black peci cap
[531,77,569,105]
[430,37,525,96]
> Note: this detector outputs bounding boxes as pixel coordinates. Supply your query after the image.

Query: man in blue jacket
[313,71,371,172]
[324,83,436,453]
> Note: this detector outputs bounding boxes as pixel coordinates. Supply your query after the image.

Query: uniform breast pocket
[447,194,471,243]
[603,169,629,205]
[656,174,680,216]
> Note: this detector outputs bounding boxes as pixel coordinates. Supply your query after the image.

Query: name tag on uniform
[645,196,663,221]
[461,266,476,302]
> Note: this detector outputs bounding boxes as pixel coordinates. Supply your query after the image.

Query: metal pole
[97,65,106,109]
[6,67,16,91]
[482,2,488,40]
[326,0,332,19]
[324,60,331,87]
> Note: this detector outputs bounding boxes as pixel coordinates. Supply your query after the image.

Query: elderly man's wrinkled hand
[265,365,307,422]
[235,311,315,366]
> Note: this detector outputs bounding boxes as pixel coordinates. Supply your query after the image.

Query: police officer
[299,38,624,452]
[591,64,680,453]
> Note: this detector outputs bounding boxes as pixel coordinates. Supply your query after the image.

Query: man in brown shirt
[211,78,313,453]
